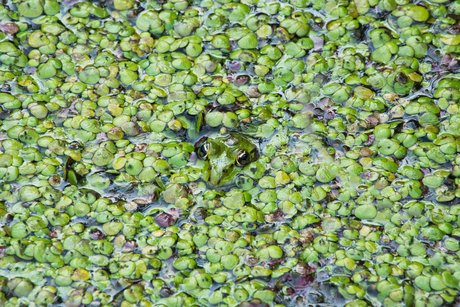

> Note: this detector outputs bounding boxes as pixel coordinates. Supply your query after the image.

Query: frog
[194,133,259,186]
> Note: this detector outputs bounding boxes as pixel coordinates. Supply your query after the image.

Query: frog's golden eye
[236,149,250,166]
[196,142,210,160]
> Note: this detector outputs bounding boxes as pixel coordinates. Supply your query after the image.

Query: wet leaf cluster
[1,0,460,306]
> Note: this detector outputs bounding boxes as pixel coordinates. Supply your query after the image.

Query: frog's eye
[236,149,250,166]
[196,142,210,160]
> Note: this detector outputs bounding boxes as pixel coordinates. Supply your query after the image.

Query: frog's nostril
[226,136,239,146]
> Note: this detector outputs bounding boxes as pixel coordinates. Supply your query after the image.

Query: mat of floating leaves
[0,0,460,306]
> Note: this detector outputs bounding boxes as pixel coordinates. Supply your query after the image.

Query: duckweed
[1,0,460,306]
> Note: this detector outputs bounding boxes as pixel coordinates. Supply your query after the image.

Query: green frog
[194,133,259,186]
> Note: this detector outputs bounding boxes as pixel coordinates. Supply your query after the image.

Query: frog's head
[194,133,259,186]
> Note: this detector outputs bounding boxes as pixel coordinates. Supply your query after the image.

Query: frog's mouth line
[214,170,225,186]
[248,147,259,164]
[206,160,235,186]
